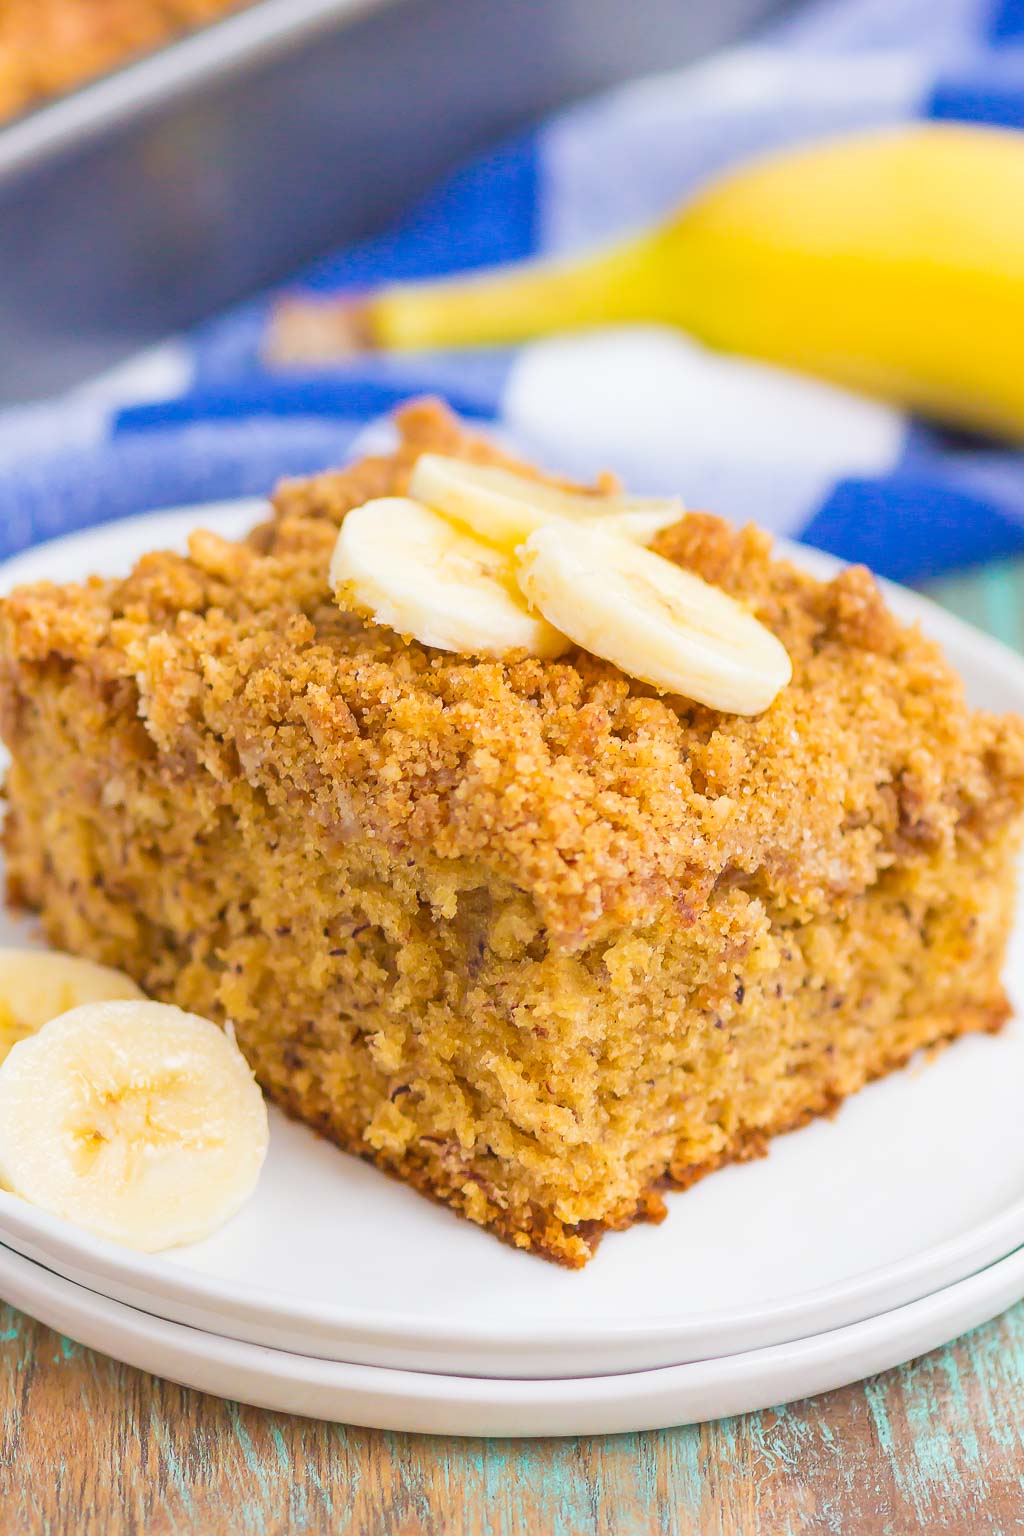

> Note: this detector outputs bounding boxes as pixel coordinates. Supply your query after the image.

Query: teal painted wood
[2,558,1024,1534]
[925,556,1024,653]
[4,1292,1024,1533]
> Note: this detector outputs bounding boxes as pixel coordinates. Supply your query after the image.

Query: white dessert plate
[2,1236,1024,1436]
[0,501,1023,1381]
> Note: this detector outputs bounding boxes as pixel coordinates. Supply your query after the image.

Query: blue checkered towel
[3,0,1024,584]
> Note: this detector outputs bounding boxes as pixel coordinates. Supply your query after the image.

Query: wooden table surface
[2,561,1024,1536]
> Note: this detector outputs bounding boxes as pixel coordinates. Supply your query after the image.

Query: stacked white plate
[0,504,1023,1437]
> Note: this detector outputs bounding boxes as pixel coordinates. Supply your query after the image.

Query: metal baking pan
[0,0,792,402]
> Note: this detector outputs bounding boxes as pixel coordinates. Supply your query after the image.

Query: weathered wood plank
[2,1300,1024,1534]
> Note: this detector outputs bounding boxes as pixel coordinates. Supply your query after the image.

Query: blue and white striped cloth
[3,0,1024,584]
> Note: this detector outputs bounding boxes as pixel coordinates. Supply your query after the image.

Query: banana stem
[367,234,662,350]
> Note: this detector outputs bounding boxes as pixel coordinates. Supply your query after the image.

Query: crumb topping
[3,399,1022,948]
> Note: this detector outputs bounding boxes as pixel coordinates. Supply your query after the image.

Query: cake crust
[2,399,1022,1265]
[5,400,1022,950]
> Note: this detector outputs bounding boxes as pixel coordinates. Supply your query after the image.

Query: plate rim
[2,497,1024,1378]
[1,1237,1023,1435]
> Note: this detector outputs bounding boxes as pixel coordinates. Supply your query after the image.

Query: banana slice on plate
[518,521,792,714]
[0,1000,269,1251]
[0,948,144,1066]
[409,454,683,552]
[330,496,569,658]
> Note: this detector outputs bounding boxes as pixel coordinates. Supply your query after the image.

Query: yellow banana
[269,123,1024,440]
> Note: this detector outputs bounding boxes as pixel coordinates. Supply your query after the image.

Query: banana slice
[518,521,792,713]
[0,948,144,1066]
[0,1000,269,1251]
[330,496,569,658]
[409,454,683,551]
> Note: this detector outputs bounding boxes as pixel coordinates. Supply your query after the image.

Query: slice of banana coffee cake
[2,399,1022,1266]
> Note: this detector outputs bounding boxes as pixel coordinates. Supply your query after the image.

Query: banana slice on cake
[409,454,683,552]
[0,1000,269,1251]
[330,496,569,658]
[0,948,145,1065]
[518,521,792,714]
